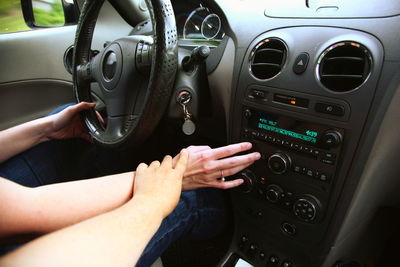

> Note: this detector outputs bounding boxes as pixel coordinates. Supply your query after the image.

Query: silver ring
[220,170,225,181]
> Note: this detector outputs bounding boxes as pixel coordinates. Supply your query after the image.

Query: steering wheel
[73,0,177,148]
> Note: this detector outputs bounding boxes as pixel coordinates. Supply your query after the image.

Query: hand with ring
[173,142,261,190]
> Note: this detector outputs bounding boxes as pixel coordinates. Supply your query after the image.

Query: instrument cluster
[174,1,225,47]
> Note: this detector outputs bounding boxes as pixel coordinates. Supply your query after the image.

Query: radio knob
[321,130,342,148]
[244,109,252,119]
[267,152,292,174]
[293,195,322,223]
[265,184,283,203]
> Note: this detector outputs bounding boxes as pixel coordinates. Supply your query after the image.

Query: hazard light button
[293,52,309,74]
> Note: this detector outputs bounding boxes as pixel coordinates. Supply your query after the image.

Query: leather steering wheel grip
[73,0,178,148]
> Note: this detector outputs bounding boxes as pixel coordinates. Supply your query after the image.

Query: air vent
[249,38,287,80]
[317,42,372,92]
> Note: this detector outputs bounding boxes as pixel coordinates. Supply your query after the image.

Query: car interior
[1,0,400,266]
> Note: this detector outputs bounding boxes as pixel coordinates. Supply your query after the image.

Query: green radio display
[249,111,320,144]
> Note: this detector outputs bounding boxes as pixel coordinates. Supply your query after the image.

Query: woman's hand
[44,102,97,142]
[133,150,189,218]
[174,142,261,191]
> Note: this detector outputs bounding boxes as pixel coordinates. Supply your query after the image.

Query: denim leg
[0,137,134,187]
[136,188,228,267]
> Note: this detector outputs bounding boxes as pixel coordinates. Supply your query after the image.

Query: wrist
[128,195,166,219]
[37,116,54,143]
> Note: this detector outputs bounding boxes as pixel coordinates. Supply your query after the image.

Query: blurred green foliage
[0,0,30,33]
[0,0,65,34]
[33,0,65,27]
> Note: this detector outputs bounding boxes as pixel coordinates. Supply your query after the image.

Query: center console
[224,26,384,267]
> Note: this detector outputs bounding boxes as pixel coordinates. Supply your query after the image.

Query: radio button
[321,158,335,165]
[243,128,250,138]
[293,165,301,173]
[251,131,259,138]
[321,130,343,148]
[313,149,321,157]
[316,172,331,182]
[324,152,336,159]
[244,109,252,119]
[306,169,315,177]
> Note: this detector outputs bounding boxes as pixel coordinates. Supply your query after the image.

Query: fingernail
[254,152,261,159]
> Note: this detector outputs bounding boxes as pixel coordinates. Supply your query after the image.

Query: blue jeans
[0,106,228,266]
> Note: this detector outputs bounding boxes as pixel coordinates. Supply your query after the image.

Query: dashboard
[167,0,400,267]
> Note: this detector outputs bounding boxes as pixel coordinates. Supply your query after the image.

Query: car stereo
[239,107,345,223]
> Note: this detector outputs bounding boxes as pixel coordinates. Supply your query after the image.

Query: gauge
[183,7,223,41]
[201,14,221,39]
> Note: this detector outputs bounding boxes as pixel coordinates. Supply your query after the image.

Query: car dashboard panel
[170,0,399,266]
[201,0,400,267]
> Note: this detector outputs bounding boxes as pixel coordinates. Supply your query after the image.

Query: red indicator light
[290,100,296,105]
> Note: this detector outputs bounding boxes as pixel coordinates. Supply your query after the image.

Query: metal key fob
[177,91,196,135]
[182,118,196,135]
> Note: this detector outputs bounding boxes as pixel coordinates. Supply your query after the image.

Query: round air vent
[249,38,287,80]
[317,41,372,92]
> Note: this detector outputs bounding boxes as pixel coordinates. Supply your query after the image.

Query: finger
[209,142,253,160]
[74,102,96,112]
[149,160,161,169]
[160,155,173,169]
[211,152,261,171]
[201,162,254,181]
[206,178,244,190]
[80,132,93,143]
[187,145,211,153]
[175,150,189,174]
[172,145,211,165]
[95,110,105,125]
[136,163,148,174]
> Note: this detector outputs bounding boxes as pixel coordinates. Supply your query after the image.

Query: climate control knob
[265,184,283,203]
[236,169,255,193]
[267,152,292,174]
[293,195,322,223]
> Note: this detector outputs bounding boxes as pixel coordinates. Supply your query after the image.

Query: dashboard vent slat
[318,42,372,92]
[250,38,287,80]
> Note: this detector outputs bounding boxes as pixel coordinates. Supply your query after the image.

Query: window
[0,0,31,33]
[0,0,76,34]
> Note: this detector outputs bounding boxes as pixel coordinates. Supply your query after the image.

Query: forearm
[0,196,163,267]
[0,117,51,163]
[0,172,135,237]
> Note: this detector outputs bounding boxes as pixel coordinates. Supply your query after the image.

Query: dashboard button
[293,165,301,173]
[306,169,315,177]
[293,52,309,74]
[315,102,345,116]
[321,158,335,165]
